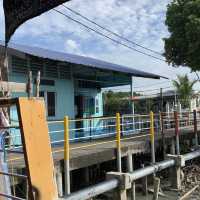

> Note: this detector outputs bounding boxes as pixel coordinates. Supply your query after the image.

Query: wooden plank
[0,81,27,93]
[17,98,58,200]
[0,98,17,107]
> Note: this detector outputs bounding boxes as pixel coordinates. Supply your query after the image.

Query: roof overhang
[0,41,168,87]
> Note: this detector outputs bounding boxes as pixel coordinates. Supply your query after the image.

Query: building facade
[0,42,164,145]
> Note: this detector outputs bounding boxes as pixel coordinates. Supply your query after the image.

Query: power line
[134,86,172,93]
[133,80,172,89]
[103,86,173,93]
[53,8,166,62]
[62,5,163,57]
[103,80,173,90]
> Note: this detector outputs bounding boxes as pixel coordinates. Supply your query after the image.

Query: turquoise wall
[9,73,75,145]
[9,73,104,145]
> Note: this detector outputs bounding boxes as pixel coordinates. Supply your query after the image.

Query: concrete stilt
[126,151,135,200]
[170,138,176,155]
[119,189,127,200]
[171,166,182,190]
[141,164,148,196]
[55,163,63,197]
[167,155,184,191]
[107,172,130,200]
[84,167,90,186]
[169,138,177,190]
[152,177,160,200]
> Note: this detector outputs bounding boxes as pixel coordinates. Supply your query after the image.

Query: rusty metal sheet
[17,97,58,200]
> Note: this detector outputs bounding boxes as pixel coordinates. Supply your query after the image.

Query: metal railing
[1,110,200,199]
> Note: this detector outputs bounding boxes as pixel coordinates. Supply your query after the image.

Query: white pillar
[131,77,135,131]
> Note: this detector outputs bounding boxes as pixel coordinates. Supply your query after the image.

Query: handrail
[0,171,27,179]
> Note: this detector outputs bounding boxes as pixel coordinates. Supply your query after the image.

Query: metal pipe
[64,148,200,200]
[150,111,155,164]
[0,171,27,179]
[130,159,175,181]
[64,179,119,200]
[64,116,70,195]
[0,192,25,200]
[116,113,122,172]
[183,149,200,161]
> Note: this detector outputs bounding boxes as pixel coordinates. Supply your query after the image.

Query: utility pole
[160,88,163,112]
[174,90,177,111]
[131,77,135,131]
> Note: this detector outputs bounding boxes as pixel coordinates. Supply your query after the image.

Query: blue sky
[0,0,199,94]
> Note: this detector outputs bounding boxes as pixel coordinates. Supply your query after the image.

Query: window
[40,91,56,117]
[95,98,99,113]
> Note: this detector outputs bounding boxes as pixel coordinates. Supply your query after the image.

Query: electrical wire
[62,5,163,56]
[53,8,167,62]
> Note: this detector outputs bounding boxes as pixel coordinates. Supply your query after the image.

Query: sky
[0,0,199,95]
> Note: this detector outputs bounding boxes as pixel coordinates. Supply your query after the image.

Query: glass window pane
[47,92,55,117]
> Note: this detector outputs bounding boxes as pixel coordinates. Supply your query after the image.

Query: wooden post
[36,71,40,98]
[126,151,135,200]
[153,177,160,200]
[27,71,32,98]
[160,112,166,159]
[150,111,155,164]
[55,162,63,197]
[174,111,180,155]
[141,164,148,196]
[64,116,70,195]
[193,110,198,147]
[116,113,122,172]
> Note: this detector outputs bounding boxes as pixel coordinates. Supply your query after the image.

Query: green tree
[164,0,200,71]
[103,91,132,116]
[172,74,197,107]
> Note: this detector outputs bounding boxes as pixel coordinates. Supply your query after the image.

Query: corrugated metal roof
[0,41,167,79]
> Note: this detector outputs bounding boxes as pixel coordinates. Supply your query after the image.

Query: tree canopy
[164,0,200,71]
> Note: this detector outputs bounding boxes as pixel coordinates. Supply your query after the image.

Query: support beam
[141,164,148,196]
[55,162,63,197]
[64,116,70,195]
[126,152,135,200]
[167,155,185,190]
[130,77,135,131]
[193,110,199,147]
[152,177,160,200]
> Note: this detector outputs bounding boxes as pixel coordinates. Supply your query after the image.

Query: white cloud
[0,0,199,91]
[65,39,78,50]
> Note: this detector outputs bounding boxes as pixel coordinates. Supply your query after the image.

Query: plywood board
[17,97,58,200]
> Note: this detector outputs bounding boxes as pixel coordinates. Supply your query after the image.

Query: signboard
[3,0,71,44]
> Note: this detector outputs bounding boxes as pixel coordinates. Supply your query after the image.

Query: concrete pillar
[171,166,182,190]
[170,138,176,155]
[84,167,90,186]
[119,190,127,200]
[55,162,63,197]
[141,164,148,196]
[153,177,160,200]
[169,138,177,190]
[126,151,135,200]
